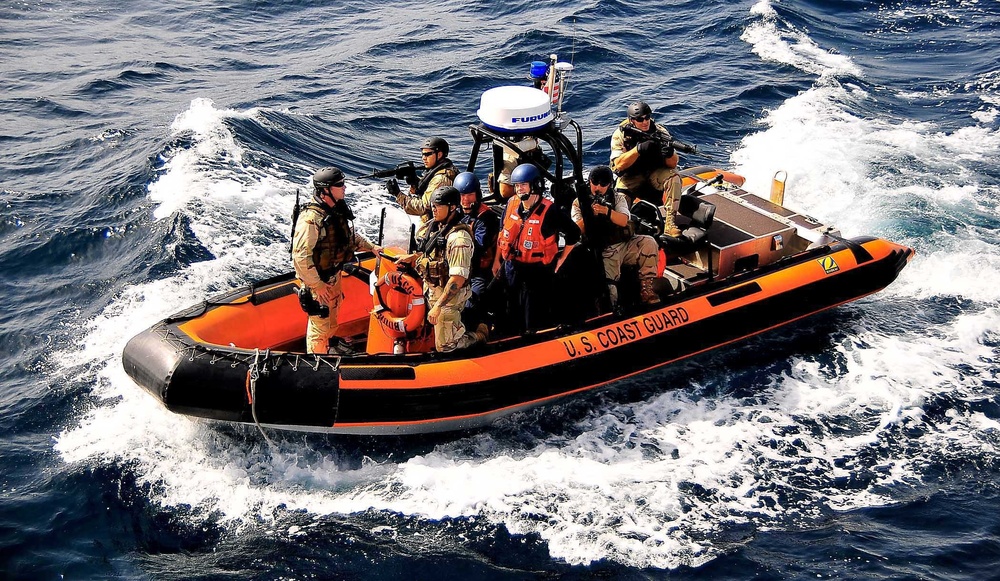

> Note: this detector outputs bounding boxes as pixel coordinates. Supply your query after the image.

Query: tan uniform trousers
[603,235,659,306]
[306,273,343,354]
[425,283,475,352]
[616,167,681,212]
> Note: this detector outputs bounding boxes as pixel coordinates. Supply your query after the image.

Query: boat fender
[373,271,426,338]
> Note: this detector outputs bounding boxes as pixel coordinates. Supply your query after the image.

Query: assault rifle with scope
[621,124,711,159]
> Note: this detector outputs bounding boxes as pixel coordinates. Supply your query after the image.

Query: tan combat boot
[639,278,662,305]
[474,323,490,343]
[663,209,681,238]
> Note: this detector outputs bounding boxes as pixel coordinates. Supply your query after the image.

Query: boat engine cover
[477,86,553,133]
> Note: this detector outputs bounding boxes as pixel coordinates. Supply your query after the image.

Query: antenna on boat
[570,18,577,67]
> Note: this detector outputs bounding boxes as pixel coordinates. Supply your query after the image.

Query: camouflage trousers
[616,168,682,233]
[603,235,659,307]
[425,283,476,352]
[305,274,343,354]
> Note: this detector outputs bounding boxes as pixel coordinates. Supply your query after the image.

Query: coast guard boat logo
[818,256,840,274]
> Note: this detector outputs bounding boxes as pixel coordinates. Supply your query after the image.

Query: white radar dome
[477,86,553,133]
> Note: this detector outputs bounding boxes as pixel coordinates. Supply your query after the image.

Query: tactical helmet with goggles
[430,185,460,207]
[627,101,653,121]
[421,136,449,157]
[312,166,345,190]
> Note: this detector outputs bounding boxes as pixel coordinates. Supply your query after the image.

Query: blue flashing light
[529,61,548,80]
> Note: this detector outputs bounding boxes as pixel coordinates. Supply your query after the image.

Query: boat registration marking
[560,307,690,358]
[818,256,840,274]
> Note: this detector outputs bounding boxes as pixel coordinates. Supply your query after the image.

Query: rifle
[359,161,420,188]
[592,190,615,214]
[621,124,711,160]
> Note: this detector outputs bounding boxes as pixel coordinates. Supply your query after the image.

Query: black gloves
[637,141,654,154]
[385,178,401,197]
[660,143,675,159]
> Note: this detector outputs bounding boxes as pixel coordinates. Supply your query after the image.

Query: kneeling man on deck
[395,186,489,353]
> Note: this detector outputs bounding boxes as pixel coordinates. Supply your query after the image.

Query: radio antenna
[570,18,577,67]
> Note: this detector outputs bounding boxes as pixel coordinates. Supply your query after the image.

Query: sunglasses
[420,150,437,157]
[630,115,651,122]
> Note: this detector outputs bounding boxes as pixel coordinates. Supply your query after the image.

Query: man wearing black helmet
[572,166,661,308]
[395,186,488,352]
[293,166,381,354]
[454,171,501,325]
[396,136,459,240]
[610,100,683,237]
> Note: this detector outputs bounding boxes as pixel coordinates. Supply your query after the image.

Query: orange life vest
[498,197,559,265]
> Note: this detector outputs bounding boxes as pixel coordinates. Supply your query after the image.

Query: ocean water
[2,0,999,578]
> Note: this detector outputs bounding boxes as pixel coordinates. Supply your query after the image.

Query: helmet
[454,172,482,199]
[510,163,543,195]
[627,101,653,120]
[430,185,460,207]
[312,166,345,189]
[510,163,540,184]
[421,136,449,157]
[588,165,614,187]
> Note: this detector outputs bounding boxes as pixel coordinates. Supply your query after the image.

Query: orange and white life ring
[373,271,426,338]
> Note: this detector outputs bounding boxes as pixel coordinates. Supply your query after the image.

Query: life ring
[373,271,426,338]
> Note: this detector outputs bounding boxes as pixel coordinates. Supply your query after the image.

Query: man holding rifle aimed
[610,101,703,237]
[366,136,458,241]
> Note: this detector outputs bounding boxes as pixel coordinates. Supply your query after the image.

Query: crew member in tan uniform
[395,186,488,352]
[396,136,459,240]
[292,166,380,354]
[610,100,683,236]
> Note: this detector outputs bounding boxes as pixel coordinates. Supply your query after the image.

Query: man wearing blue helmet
[455,172,501,326]
[493,163,581,333]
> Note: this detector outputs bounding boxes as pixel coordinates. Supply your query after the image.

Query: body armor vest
[617,119,672,177]
[588,195,632,247]
[421,220,474,287]
[302,202,354,281]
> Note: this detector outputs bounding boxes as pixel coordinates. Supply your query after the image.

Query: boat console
[664,177,842,287]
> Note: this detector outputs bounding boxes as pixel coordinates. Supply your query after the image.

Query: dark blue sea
[3,0,1000,578]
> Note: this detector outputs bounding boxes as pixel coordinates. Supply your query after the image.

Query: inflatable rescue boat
[123,60,914,435]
